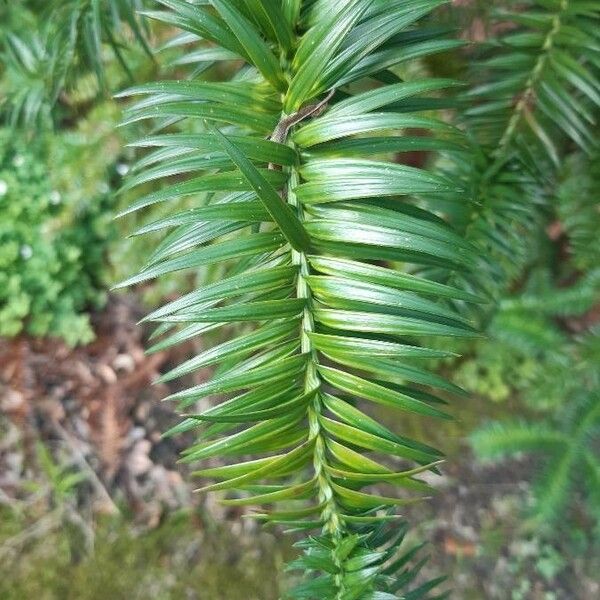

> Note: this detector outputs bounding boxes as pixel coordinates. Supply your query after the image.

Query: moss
[0,510,290,600]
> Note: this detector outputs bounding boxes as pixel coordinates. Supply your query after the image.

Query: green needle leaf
[208,122,312,252]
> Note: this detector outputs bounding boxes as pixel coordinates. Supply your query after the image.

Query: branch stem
[486,0,569,179]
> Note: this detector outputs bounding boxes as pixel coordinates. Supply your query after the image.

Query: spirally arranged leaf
[117,1,480,598]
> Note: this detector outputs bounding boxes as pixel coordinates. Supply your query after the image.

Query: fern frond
[1,30,57,127]
[471,421,568,458]
[582,451,600,521]
[450,159,547,307]
[117,1,480,595]
[499,268,600,317]
[444,0,600,536]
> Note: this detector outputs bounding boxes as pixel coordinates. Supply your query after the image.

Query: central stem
[287,158,346,595]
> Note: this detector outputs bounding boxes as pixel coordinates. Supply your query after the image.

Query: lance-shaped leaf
[208,123,312,252]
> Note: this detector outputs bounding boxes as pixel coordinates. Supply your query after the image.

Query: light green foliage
[460,154,600,525]
[457,269,600,409]
[0,130,115,345]
[118,1,480,597]
[466,269,600,524]
[0,437,289,599]
[36,442,88,502]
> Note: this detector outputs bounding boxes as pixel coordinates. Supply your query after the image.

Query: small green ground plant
[0,508,287,600]
[0,131,115,344]
[472,392,600,526]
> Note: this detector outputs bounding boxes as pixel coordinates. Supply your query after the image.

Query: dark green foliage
[472,393,600,525]
[417,0,600,442]
[465,141,600,530]
[466,0,600,163]
[0,0,151,127]
[0,131,115,344]
[427,0,600,544]
[443,0,600,314]
[288,524,449,600]
[1,0,596,595]
[117,1,482,596]
[555,152,600,272]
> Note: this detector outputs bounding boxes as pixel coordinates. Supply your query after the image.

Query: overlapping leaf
[118,1,478,597]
